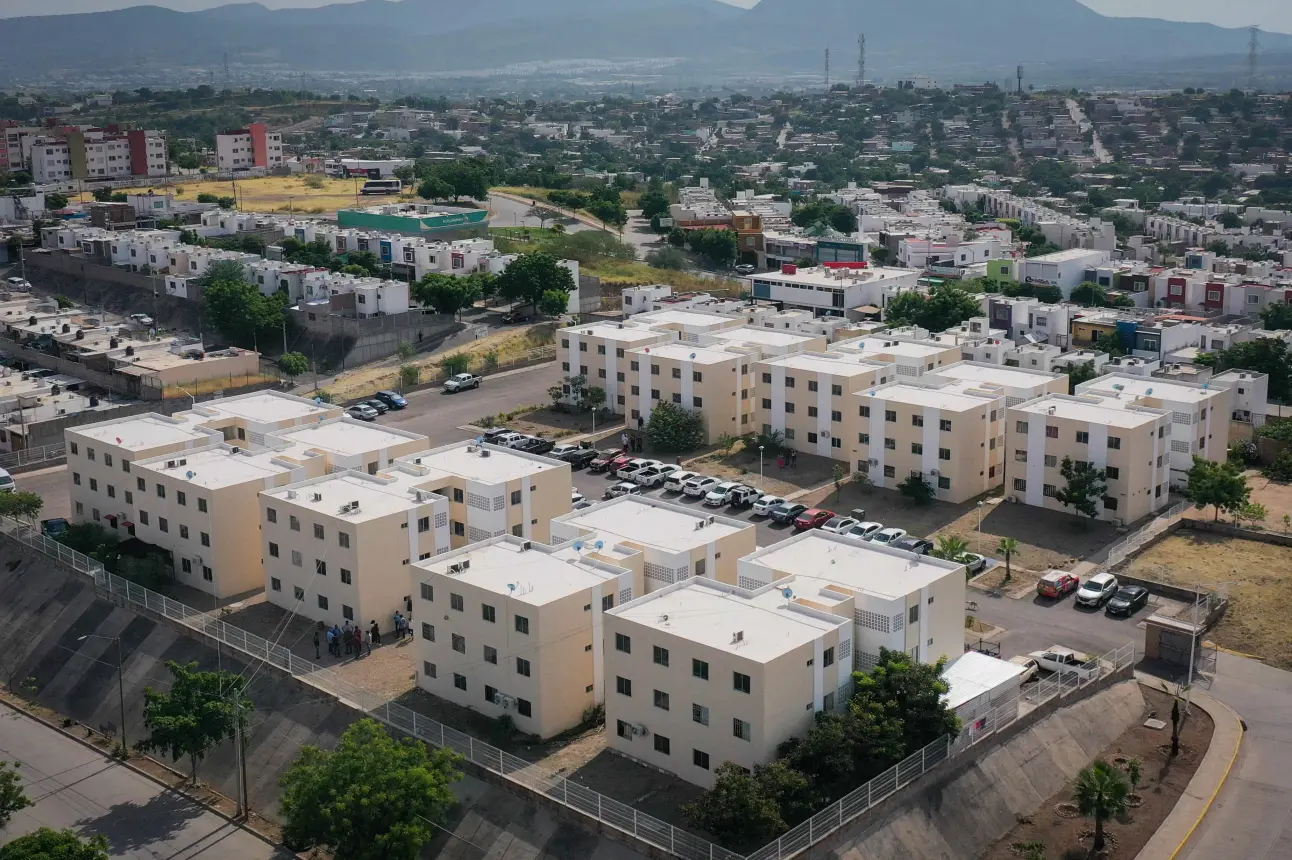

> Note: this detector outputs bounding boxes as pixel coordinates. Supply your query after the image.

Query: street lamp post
[759,445,765,489]
[976,501,985,552]
[78,634,126,755]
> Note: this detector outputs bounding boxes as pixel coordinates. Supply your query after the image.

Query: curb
[1130,686,1244,860]
[0,695,284,852]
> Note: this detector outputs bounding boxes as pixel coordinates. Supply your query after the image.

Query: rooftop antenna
[856,33,865,89]
[1016,64,1024,96]
[824,46,830,93]
[1248,25,1260,93]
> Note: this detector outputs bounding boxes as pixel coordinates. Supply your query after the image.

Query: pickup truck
[443,373,482,393]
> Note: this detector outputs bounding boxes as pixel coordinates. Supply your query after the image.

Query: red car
[793,508,834,531]
[1037,570,1080,599]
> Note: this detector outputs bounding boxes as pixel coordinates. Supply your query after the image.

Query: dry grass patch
[119,175,417,215]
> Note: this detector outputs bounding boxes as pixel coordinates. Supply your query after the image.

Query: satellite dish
[690,352,696,359]
[782,588,794,599]
[507,583,516,592]
[476,435,485,444]
[573,540,585,551]
[594,540,604,550]
[186,471,196,479]
[1145,387,1153,395]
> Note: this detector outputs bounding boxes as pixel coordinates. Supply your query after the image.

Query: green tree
[0,760,29,829]
[1187,455,1250,521]
[791,200,858,233]
[832,463,847,500]
[587,198,628,231]
[95,187,120,202]
[1074,759,1131,855]
[1203,337,1292,401]
[137,661,252,779]
[932,534,969,562]
[645,400,705,452]
[396,341,416,360]
[1066,359,1099,394]
[1093,331,1125,357]
[525,205,562,229]
[682,762,788,851]
[495,251,575,314]
[417,176,453,201]
[278,718,462,860]
[897,473,935,505]
[996,537,1018,582]
[217,196,236,209]
[0,491,44,522]
[882,284,981,332]
[203,278,287,348]
[1070,281,1108,307]
[176,152,201,170]
[278,351,308,382]
[1260,303,1292,331]
[347,250,380,274]
[638,188,670,220]
[883,290,927,327]
[1054,456,1107,520]
[1031,284,1064,303]
[853,649,960,752]
[413,273,481,319]
[537,289,569,317]
[439,353,470,376]
[583,385,607,414]
[646,247,687,270]
[44,192,68,210]
[196,192,218,204]
[0,829,110,860]
[54,295,75,309]
[399,365,419,390]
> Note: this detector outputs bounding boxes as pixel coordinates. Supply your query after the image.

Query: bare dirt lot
[1120,530,1292,669]
[983,685,1211,860]
[1242,473,1292,532]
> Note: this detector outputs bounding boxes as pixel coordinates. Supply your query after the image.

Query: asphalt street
[0,707,289,860]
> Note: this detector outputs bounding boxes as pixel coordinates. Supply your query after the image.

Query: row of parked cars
[345,390,409,421]
[1035,570,1150,616]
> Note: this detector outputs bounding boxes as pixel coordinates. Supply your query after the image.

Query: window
[1103,497,1119,510]
[1106,466,1120,480]
[340,569,352,584]
[938,476,951,490]
[1013,478,1027,491]
[693,397,703,408]
[912,415,924,427]
[859,433,870,445]
[672,367,681,379]
[733,718,751,741]
[1046,426,1059,439]
[294,586,305,601]
[338,530,351,549]
[139,511,149,525]
[289,515,300,531]
[1016,421,1028,433]
[452,634,465,653]
[808,406,819,418]
[316,559,327,576]
[453,521,465,537]
[422,623,434,641]
[482,604,496,623]
[73,473,81,486]
[911,442,923,455]
[651,364,659,375]
[200,532,210,547]
[137,478,146,491]
[733,672,751,694]
[654,689,670,711]
[761,372,772,384]
[176,490,186,506]
[615,633,632,653]
[317,595,328,611]
[454,674,467,691]
[271,577,281,592]
[761,398,772,409]
[158,517,168,533]
[1014,449,1028,463]
[510,490,522,506]
[291,550,302,566]
[1044,454,1057,467]
[197,498,207,513]
[424,662,437,679]
[616,676,632,697]
[938,448,951,461]
[1076,431,1089,444]
[453,488,464,503]
[860,405,871,418]
[940,419,952,431]
[654,735,671,755]
[693,659,709,680]
[631,361,640,371]
[692,703,710,725]
[653,645,669,667]
[884,438,896,450]
[885,410,896,422]
[808,380,818,392]
[342,605,354,621]
[484,646,497,664]
[785,402,795,414]
[823,647,834,668]
[517,699,532,718]
[450,593,464,612]
[420,583,433,601]
[517,657,531,677]
[832,384,843,396]
[785,376,795,388]
[89,478,98,492]
[884,465,896,478]
[602,594,615,611]
[1043,484,1057,497]
[693,750,710,770]
[651,390,660,401]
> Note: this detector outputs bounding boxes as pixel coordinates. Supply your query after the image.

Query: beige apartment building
[558,321,677,411]
[754,351,894,457]
[829,335,963,377]
[550,496,756,592]
[1006,393,1173,524]
[622,342,755,442]
[603,576,851,788]
[847,378,1006,504]
[260,440,573,627]
[415,535,643,739]
[932,361,1068,408]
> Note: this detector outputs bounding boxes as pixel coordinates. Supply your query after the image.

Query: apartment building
[415,535,642,739]
[29,128,168,183]
[736,530,966,669]
[744,265,921,318]
[829,335,963,377]
[557,322,677,410]
[932,361,1068,408]
[1018,249,1111,299]
[1212,370,1268,425]
[1006,393,1173,524]
[603,576,851,788]
[550,496,756,592]
[754,351,893,457]
[216,122,283,172]
[1073,374,1230,487]
[848,378,1006,503]
[622,342,754,442]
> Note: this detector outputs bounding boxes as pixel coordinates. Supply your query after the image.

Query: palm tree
[996,537,1019,583]
[933,534,969,562]
[1160,682,1190,757]
[1074,759,1130,854]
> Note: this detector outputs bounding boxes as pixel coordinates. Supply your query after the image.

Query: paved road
[0,708,288,860]
[1066,97,1111,164]
[18,463,70,521]
[967,586,1151,660]
[487,193,591,234]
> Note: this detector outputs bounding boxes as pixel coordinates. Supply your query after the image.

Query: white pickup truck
[443,372,482,393]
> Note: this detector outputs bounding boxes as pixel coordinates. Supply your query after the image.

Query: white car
[870,527,907,546]
[703,481,743,507]
[845,521,884,542]
[1008,655,1039,683]
[443,372,482,392]
[617,458,660,480]
[571,489,585,505]
[0,468,14,493]
[819,516,859,535]
[635,464,679,487]
[1027,648,1099,681]
[751,494,785,516]
[492,432,527,449]
[662,471,696,493]
[682,476,719,497]
[5,277,31,292]
[604,482,642,500]
[1075,572,1119,608]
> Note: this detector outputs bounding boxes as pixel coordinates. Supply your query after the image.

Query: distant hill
[0,0,1287,83]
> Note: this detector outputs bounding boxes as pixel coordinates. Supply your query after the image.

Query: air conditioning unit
[630,723,649,737]
[165,460,176,468]
[311,492,323,502]
[521,540,531,551]
[492,693,515,709]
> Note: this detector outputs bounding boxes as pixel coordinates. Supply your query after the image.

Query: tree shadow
[75,786,208,853]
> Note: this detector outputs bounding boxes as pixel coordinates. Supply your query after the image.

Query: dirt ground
[1242,473,1292,532]
[982,685,1212,860]
[119,175,411,215]
[797,483,1120,573]
[475,405,605,438]
[685,441,838,500]
[1120,531,1292,668]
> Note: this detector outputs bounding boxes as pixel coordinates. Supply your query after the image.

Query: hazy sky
[2,0,1291,33]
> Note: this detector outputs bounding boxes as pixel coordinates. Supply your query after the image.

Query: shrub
[1264,448,1292,482]
[645,401,706,452]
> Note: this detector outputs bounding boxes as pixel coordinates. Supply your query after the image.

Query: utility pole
[824,47,830,93]
[1248,25,1260,93]
[1016,65,1024,96]
[231,690,249,817]
[856,33,865,89]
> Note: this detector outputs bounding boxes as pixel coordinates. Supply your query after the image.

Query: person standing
[364,629,373,657]
[313,630,321,660]
[790,449,797,468]
[325,627,334,657]
[621,431,629,453]
[370,620,381,647]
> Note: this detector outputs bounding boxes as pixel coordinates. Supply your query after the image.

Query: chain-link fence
[0,516,1136,860]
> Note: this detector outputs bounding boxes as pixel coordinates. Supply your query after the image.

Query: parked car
[958,553,988,575]
[346,404,378,422]
[492,432,528,449]
[588,449,624,473]
[572,489,585,505]
[1037,570,1080,599]
[635,464,680,487]
[869,527,907,546]
[40,517,68,537]
[1008,655,1040,683]
[662,471,698,493]
[604,482,642,500]
[819,516,859,535]
[127,312,154,328]
[725,485,760,507]
[480,427,513,444]
[617,458,661,480]
[734,263,756,274]
[362,398,389,416]
[1105,585,1150,616]
[5,276,31,292]
[374,390,407,410]
[751,495,785,516]
[518,437,555,455]
[1028,648,1099,681]
[501,309,532,324]
[1074,572,1119,608]
[552,444,598,468]
[682,476,720,497]
[768,502,808,524]
[703,481,744,507]
[844,521,884,542]
[573,500,594,510]
[793,508,834,531]
[443,373,482,393]
[0,468,14,494]
[892,537,934,555]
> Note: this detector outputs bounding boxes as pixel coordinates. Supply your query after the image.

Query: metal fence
[0,516,1136,860]
[1105,501,1187,568]
[0,441,66,471]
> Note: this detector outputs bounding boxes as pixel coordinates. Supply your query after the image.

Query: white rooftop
[1077,373,1218,404]
[262,469,430,522]
[636,342,736,365]
[933,361,1062,390]
[705,326,819,349]
[417,540,624,606]
[745,532,961,599]
[762,352,889,377]
[943,651,1026,711]
[636,309,738,330]
[73,414,214,452]
[138,445,295,490]
[568,323,674,344]
[1013,394,1163,428]
[835,337,952,359]
[860,381,995,412]
[555,497,747,553]
[612,578,846,664]
[274,418,424,455]
[186,392,335,426]
[404,441,565,485]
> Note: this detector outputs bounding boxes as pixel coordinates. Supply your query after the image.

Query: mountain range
[1,0,1290,84]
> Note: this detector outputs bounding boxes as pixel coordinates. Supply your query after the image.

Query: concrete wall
[812,680,1146,860]
[0,542,652,860]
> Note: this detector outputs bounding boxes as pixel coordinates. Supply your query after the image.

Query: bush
[1228,439,1258,466]
[645,401,706,452]
[1264,448,1292,482]
[646,247,688,270]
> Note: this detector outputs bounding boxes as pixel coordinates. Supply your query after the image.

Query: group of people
[391,611,412,640]
[778,450,798,469]
[315,619,383,660]
[620,431,645,453]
